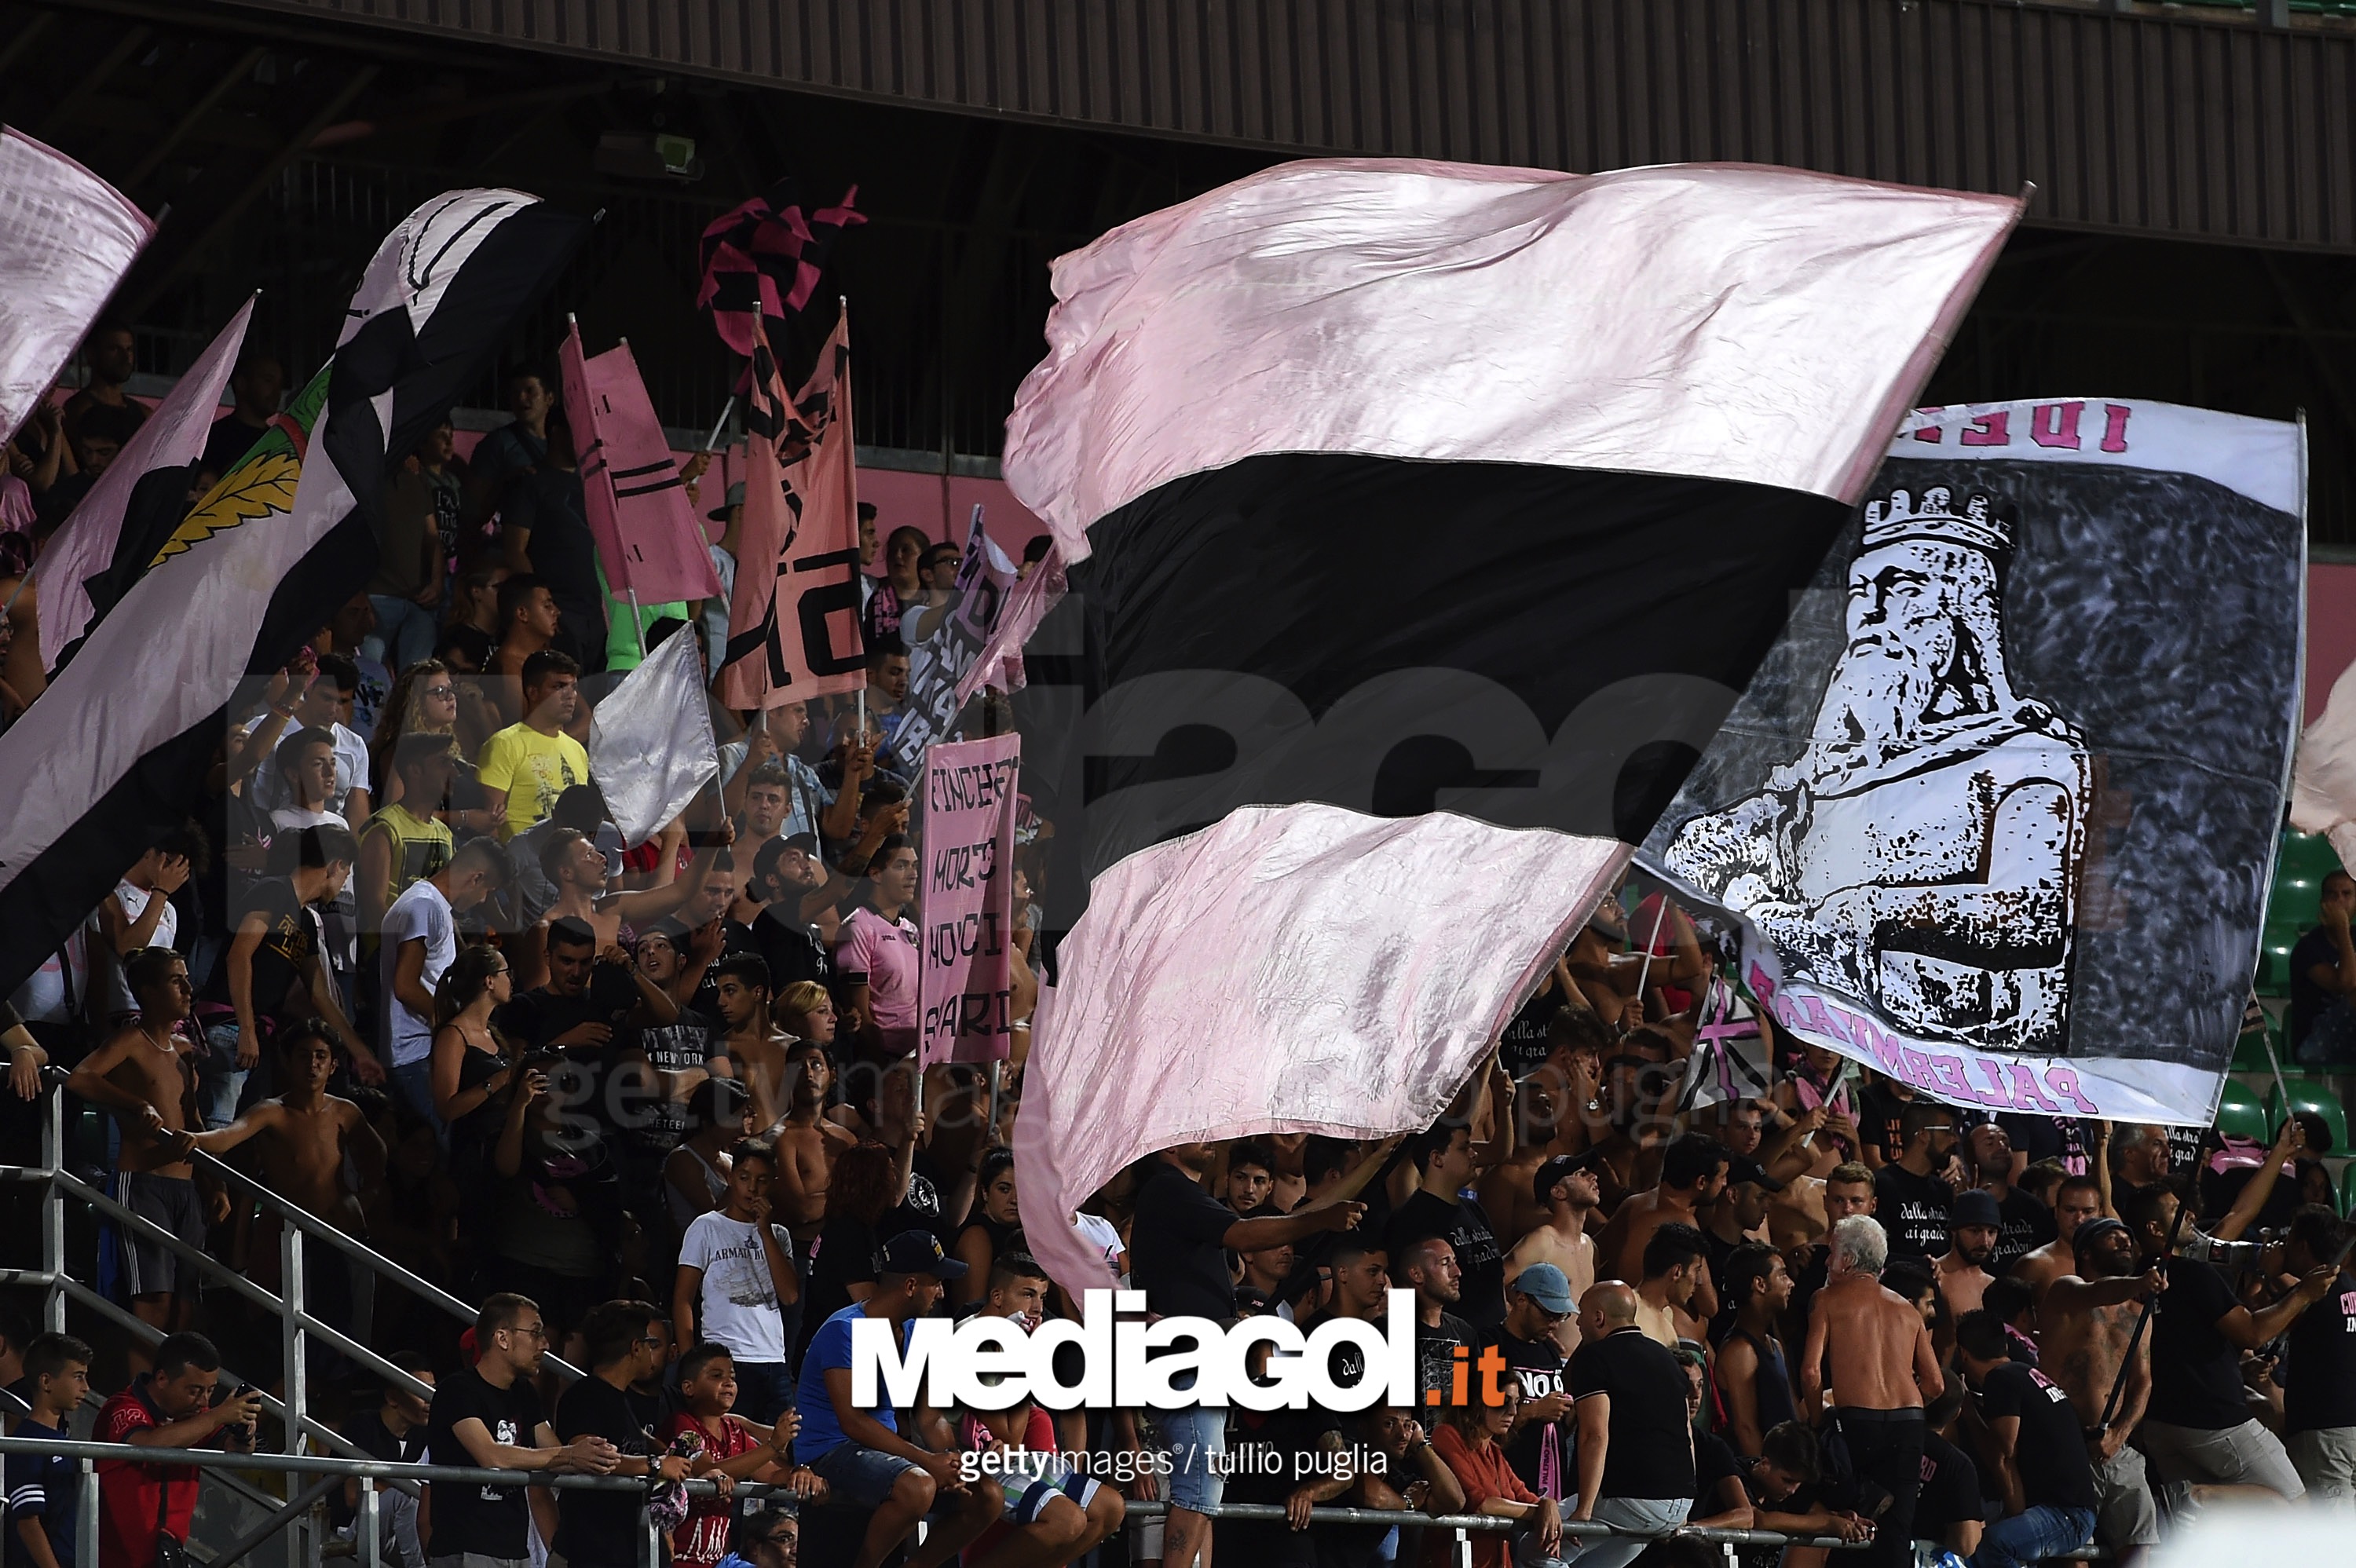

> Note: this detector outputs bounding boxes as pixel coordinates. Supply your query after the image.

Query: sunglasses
[423,685,457,698]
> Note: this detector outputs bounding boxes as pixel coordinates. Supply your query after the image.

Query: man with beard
[1506,1153,1603,1354]
[1399,1237,1476,1400]
[1714,1242,1798,1458]
[2010,1172,2104,1305]
[1480,1264,1576,1493]
[1964,1120,2056,1273]
[1874,1102,1961,1263]
[1598,1132,1729,1320]
[1934,1189,2003,1318]
[1665,487,2091,1056]
[1787,1160,1876,1346]
[2037,1216,2165,1566]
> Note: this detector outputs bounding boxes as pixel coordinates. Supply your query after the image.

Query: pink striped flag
[559,322,722,605]
[0,128,153,446]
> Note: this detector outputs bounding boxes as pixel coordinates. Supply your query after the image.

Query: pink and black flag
[999,158,2021,1299]
[40,296,253,670]
[559,321,723,605]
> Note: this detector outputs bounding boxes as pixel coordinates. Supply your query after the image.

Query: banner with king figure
[1641,398,2305,1128]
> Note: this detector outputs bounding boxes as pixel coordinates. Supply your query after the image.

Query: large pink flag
[0,128,153,446]
[953,541,1064,706]
[560,322,721,605]
[719,313,865,708]
[917,734,1021,1068]
[1012,802,1628,1299]
[39,297,252,668]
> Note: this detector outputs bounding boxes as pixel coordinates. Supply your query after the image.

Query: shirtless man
[1597,1132,1727,1323]
[770,1039,855,1244]
[711,955,797,1131]
[1480,1073,1570,1243]
[1799,1215,1943,1568]
[2039,1216,2166,1567]
[64,949,210,1347]
[2010,1172,2105,1305]
[190,1022,387,1321]
[1506,1153,1603,1354]
[520,824,697,988]
[1934,1189,2003,1318]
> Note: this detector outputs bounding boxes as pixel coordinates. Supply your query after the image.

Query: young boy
[6,1332,94,1568]
[960,1382,1125,1567]
[664,1342,821,1568]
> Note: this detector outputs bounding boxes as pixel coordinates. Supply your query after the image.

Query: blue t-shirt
[793,1304,909,1462]
[5,1417,78,1568]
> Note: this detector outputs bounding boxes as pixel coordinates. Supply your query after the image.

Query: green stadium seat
[2266,1076,2353,1157]
[2216,1079,2271,1145]
[2233,1030,2277,1075]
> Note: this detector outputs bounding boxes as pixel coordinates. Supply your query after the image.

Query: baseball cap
[1722,1153,1784,1193]
[1510,1263,1575,1315]
[707,479,747,521]
[2071,1216,2130,1259]
[1533,1151,1607,1206]
[1949,1189,2003,1228]
[781,831,821,855]
[875,1230,968,1279]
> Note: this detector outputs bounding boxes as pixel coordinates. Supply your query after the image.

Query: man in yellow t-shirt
[477,649,591,841]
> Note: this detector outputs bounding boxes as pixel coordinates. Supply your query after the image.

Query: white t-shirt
[251,719,370,816]
[97,881,180,1017]
[678,1210,795,1363]
[379,878,455,1068]
[1072,1212,1127,1289]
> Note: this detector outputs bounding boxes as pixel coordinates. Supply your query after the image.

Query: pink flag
[917,734,1022,1068]
[0,128,153,446]
[559,323,722,605]
[953,541,1064,706]
[719,313,865,708]
[40,297,251,668]
[1012,802,1628,1299]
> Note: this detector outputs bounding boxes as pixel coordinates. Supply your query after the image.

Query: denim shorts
[1154,1405,1228,1514]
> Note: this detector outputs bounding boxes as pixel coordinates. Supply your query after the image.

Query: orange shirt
[1425,1424,1538,1568]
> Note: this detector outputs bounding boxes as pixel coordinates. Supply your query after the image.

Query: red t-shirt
[1427,1424,1537,1568]
[96,1390,201,1568]
[664,1411,763,1568]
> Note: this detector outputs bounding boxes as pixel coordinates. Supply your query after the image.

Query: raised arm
[2212,1118,2303,1245]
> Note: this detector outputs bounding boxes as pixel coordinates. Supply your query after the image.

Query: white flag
[589,627,719,847]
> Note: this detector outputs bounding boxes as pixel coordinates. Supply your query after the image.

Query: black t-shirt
[202,415,272,479]
[1385,1190,1507,1328]
[686,920,763,1018]
[1222,1407,1339,1507]
[1483,1326,1568,1490]
[2149,1257,2252,1430]
[796,1212,880,1364]
[751,908,830,996]
[1497,981,1568,1080]
[1873,1164,1952,1261]
[1912,1431,1981,1531]
[1568,1326,1696,1500]
[1988,1187,2058,1274]
[1978,1361,2098,1511]
[1132,1160,1241,1321]
[889,1147,960,1253]
[1856,1082,1912,1165]
[1994,1113,2087,1173]
[498,985,642,1055]
[2283,1266,2356,1433]
[330,1410,424,1526]
[631,1008,719,1156]
[1415,1312,1479,1409]
[1693,1430,1743,1509]
[2290,925,2343,1045]
[553,1376,658,1567]
[203,878,317,1017]
[423,1367,545,1559]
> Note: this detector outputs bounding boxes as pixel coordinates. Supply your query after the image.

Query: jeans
[1970,1504,2094,1568]
[366,594,438,673]
[199,1019,251,1129]
[1569,1497,1690,1568]
[731,1360,793,1426]
[391,1059,444,1137]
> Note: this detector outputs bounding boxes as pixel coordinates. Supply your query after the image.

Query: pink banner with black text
[917,733,1022,1068]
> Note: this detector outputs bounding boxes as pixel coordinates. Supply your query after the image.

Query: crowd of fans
[2,338,2354,1568]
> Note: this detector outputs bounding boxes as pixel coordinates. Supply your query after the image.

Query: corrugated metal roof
[205,0,2356,253]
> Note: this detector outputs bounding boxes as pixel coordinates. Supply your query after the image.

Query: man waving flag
[998,158,2021,1299]
[0,188,585,996]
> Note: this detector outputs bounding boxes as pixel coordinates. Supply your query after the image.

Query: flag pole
[1633,890,1672,996]
[701,397,735,453]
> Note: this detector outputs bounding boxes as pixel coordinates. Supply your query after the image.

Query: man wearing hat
[1481,1264,1578,1495]
[1505,1153,1604,1354]
[795,1230,1005,1568]
[1700,1153,1783,1334]
[1934,1189,2005,1318]
[2037,1215,2166,1560]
